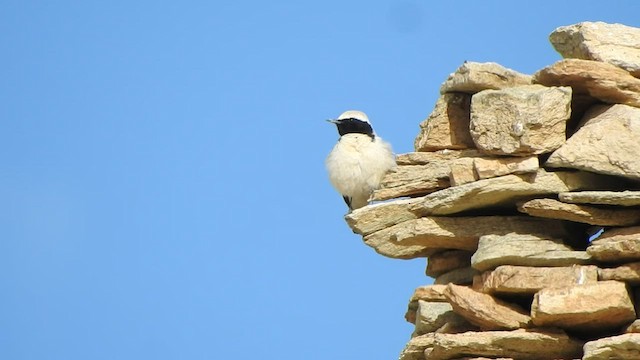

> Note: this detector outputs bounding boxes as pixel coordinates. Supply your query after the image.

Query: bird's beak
[326,119,339,124]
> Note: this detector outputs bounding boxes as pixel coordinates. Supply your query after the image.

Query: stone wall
[345,22,640,360]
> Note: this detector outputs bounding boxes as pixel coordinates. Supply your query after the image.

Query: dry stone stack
[345,22,640,360]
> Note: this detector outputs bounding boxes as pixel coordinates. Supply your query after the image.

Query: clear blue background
[2,1,639,359]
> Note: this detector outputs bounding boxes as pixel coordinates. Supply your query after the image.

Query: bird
[325,110,396,211]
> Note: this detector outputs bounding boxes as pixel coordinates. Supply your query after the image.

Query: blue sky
[1,1,639,359]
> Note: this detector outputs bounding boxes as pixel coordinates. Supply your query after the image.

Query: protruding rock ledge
[440,62,532,94]
[559,191,640,206]
[517,198,640,226]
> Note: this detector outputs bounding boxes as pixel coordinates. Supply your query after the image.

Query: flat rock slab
[559,191,640,206]
[475,265,598,295]
[373,163,451,200]
[469,85,571,155]
[411,169,614,216]
[531,280,636,332]
[415,301,464,335]
[395,150,488,165]
[533,59,640,107]
[598,261,640,284]
[473,156,539,179]
[362,216,570,260]
[440,62,532,94]
[550,21,640,77]
[434,267,478,285]
[399,334,435,360]
[583,333,640,360]
[546,104,640,181]
[471,234,593,272]
[425,329,583,360]
[587,226,640,262]
[415,93,474,151]
[518,198,640,226]
[427,250,474,277]
[443,284,531,330]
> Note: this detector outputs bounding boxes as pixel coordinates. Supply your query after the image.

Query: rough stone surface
[434,267,478,285]
[546,104,640,180]
[399,333,435,360]
[362,216,570,260]
[531,281,636,332]
[427,250,474,278]
[448,158,477,186]
[345,198,421,236]
[476,265,598,295]
[583,333,640,360]
[440,62,532,94]
[415,301,464,335]
[533,59,640,107]
[469,85,572,155]
[473,156,539,179]
[624,319,640,333]
[395,150,487,166]
[559,191,640,207]
[587,226,640,263]
[518,198,640,226]
[411,169,615,216]
[443,284,531,330]
[550,21,640,77]
[415,93,474,151]
[471,234,593,272]
[410,285,450,303]
[426,329,583,360]
[373,163,451,200]
[599,262,640,284]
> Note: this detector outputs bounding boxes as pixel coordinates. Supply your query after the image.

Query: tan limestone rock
[415,301,465,335]
[345,198,421,236]
[583,333,640,360]
[434,267,479,285]
[469,85,572,155]
[624,319,640,333]
[443,284,531,330]
[559,191,640,207]
[440,62,532,94]
[399,333,435,360]
[410,285,450,303]
[471,234,593,272]
[411,169,614,216]
[587,226,640,262]
[550,21,640,77]
[599,262,640,284]
[426,329,583,360]
[449,158,477,186]
[396,150,487,165]
[546,104,640,180]
[427,250,473,278]
[414,93,474,151]
[533,59,640,107]
[373,163,451,200]
[517,198,640,226]
[473,156,539,179]
[476,265,598,295]
[362,216,570,260]
[531,281,636,332]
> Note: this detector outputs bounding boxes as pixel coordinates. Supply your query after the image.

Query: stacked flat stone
[343,22,640,360]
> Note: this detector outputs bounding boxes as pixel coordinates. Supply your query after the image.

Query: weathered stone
[550,21,640,77]
[443,284,531,330]
[583,333,640,360]
[411,169,614,216]
[624,319,640,333]
[415,300,466,335]
[396,150,487,165]
[440,62,532,94]
[533,59,640,107]
[449,158,477,186]
[399,333,435,360]
[476,265,598,295]
[531,281,636,332]
[471,234,593,272]
[426,329,583,360]
[415,93,474,151]
[587,226,640,263]
[434,267,478,285]
[427,250,473,277]
[410,285,450,303]
[559,190,640,207]
[345,198,421,236]
[599,262,640,284]
[469,85,572,155]
[373,163,451,200]
[473,156,539,179]
[518,198,640,226]
[362,216,570,260]
[546,104,640,180]
[434,319,478,335]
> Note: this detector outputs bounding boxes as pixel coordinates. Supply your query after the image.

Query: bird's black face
[329,118,375,138]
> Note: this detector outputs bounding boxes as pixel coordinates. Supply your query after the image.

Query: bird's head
[327,110,374,138]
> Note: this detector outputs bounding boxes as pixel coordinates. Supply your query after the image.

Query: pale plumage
[325,110,396,211]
